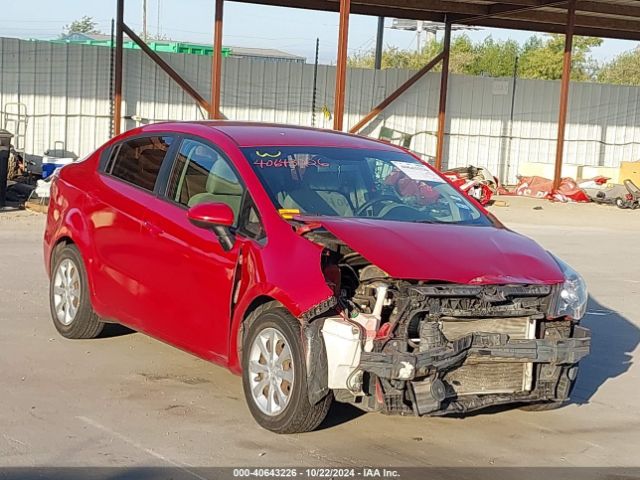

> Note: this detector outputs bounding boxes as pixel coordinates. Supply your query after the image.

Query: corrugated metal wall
[0,39,113,160]
[2,37,640,183]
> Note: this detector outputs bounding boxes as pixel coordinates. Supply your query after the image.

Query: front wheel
[242,303,332,433]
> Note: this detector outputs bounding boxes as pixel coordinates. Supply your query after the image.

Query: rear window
[108,136,173,191]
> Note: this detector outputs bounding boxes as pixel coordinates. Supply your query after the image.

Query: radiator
[440,317,536,396]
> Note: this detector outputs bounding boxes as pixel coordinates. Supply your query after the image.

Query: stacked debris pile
[442,165,499,206]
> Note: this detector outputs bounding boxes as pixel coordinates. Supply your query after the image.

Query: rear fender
[47,186,103,314]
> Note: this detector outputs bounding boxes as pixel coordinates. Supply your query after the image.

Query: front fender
[227,282,334,374]
[226,236,335,374]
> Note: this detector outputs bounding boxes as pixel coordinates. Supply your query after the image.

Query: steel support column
[333,0,350,131]
[553,0,576,190]
[374,17,384,70]
[211,0,224,119]
[113,0,124,136]
[435,20,451,171]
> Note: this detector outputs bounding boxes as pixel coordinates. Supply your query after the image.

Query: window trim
[99,143,120,172]
[98,133,179,195]
[236,192,267,244]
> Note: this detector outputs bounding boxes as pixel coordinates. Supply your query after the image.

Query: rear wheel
[242,303,332,434]
[49,244,104,339]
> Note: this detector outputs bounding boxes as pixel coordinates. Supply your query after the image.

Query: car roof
[155,121,401,151]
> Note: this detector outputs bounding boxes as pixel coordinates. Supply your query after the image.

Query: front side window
[108,136,173,191]
[166,139,244,223]
[242,146,491,226]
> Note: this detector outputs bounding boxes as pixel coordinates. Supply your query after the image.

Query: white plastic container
[321,317,362,390]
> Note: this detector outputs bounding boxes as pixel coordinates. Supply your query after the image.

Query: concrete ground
[1,197,639,469]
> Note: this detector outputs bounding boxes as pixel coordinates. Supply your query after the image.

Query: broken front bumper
[358,325,591,416]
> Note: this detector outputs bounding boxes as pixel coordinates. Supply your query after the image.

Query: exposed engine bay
[303,229,591,416]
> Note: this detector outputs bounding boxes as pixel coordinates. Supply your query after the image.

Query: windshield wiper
[412,219,449,224]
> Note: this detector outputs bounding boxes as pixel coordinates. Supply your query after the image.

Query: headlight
[549,255,588,320]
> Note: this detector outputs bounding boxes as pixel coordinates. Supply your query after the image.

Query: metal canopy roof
[236,0,640,41]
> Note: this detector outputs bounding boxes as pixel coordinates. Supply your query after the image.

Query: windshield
[242,146,491,226]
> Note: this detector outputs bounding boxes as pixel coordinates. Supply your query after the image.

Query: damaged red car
[44,122,591,433]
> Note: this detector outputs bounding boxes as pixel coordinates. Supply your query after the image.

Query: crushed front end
[354,283,589,415]
[306,230,591,416]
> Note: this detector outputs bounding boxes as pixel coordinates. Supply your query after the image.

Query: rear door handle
[143,220,163,237]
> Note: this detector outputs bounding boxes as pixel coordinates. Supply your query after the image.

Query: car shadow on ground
[317,400,366,430]
[98,323,136,338]
[570,295,639,404]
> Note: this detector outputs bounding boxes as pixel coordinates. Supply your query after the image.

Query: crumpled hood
[303,217,565,285]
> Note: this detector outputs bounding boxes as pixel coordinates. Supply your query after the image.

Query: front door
[136,138,247,362]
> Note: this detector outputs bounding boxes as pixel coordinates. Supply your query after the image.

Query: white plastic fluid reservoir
[321,317,362,390]
[351,313,379,352]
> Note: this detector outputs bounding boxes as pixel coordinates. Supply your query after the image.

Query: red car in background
[44,122,590,433]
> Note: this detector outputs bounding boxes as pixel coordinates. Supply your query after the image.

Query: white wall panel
[3,38,640,183]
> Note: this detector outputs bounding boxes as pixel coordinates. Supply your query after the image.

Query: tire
[615,197,627,209]
[520,401,564,412]
[49,244,104,339]
[242,302,332,434]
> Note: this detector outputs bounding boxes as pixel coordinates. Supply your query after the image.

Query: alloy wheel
[248,327,295,416]
[52,258,81,326]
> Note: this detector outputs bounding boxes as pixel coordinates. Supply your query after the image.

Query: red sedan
[44,122,590,433]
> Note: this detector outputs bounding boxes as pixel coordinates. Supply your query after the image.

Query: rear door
[134,137,259,361]
[88,135,175,328]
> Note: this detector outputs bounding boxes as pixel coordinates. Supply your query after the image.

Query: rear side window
[108,136,173,191]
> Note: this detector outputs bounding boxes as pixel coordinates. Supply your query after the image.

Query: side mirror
[187,202,235,251]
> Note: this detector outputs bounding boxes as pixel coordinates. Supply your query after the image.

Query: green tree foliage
[348,33,602,82]
[62,16,101,36]
[598,48,640,86]
[466,37,520,77]
[518,35,602,81]
[349,35,478,72]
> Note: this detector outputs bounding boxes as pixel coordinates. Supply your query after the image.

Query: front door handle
[143,220,163,237]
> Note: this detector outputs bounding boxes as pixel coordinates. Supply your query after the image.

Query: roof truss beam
[500,9,640,33]
[230,0,640,41]
[478,16,640,39]
[578,0,640,18]
[453,0,567,24]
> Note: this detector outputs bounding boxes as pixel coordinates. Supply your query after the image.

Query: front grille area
[440,317,535,397]
[443,363,525,396]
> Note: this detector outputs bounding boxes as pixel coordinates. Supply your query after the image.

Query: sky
[1,0,637,65]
